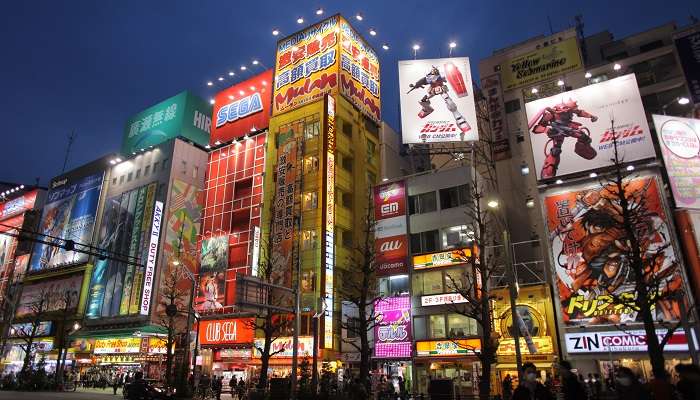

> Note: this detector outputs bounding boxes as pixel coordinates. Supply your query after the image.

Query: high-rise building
[258,14,381,373]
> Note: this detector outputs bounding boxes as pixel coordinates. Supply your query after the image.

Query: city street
[0,389,118,399]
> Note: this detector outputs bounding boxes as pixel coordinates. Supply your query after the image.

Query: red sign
[375,235,408,276]
[0,190,38,221]
[198,318,254,346]
[373,181,406,221]
[211,70,273,144]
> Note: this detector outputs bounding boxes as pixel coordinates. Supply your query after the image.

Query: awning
[69,324,167,339]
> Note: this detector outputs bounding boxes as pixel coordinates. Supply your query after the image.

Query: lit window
[304,156,319,173]
[429,315,446,339]
[303,192,318,211]
[302,230,318,250]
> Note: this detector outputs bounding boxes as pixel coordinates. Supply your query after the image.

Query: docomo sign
[374,181,406,221]
[565,329,695,353]
[421,292,468,307]
[212,70,273,144]
[199,318,254,346]
[140,201,163,315]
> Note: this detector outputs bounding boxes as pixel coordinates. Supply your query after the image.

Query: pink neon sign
[374,295,412,358]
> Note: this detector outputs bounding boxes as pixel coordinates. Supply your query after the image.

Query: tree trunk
[478,248,493,400]
[258,312,274,390]
[359,329,371,394]
[636,280,667,379]
[165,323,174,386]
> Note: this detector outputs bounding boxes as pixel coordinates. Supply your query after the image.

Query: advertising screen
[652,115,700,209]
[30,172,104,272]
[675,29,700,104]
[399,57,479,143]
[374,295,412,358]
[212,70,273,144]
[499,37,582,91]
[122,91,211,155]
[16,274,82,317]
[86,183,157,318]
[373,181,408,276]
[338,18,381,123]
[273,16,340,116]
[525,74,654,181]
[543,176,682,326]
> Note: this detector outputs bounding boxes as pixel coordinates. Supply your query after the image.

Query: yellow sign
[94,337,142,354]
[338,18,381,122]
[497,336,554,356]
[416,339,481,357]
[413,247,471,270]
[500,37,582,91]
[273,16,340,115]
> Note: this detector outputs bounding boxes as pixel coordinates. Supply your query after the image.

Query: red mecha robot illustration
[528,99,599,179]
[407,63,471,141]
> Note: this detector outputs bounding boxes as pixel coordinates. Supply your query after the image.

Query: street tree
[338,194,379,394]
[156,263,188,387]
[12,288,51,376]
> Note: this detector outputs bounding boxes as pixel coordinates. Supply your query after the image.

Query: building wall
[380,122,410,180]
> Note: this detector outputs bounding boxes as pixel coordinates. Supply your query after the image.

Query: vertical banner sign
[322,94,336,348]
[481,74,511,160]
[251,226,261,277]
[140,201,163,315]
[373,295,412,358]
[271,139,297,288]
[652,115,700,209]
[373,181,408,276]
[674,30,700,104]
[338,18,381,123]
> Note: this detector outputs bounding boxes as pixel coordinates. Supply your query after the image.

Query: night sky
[2,0,698,186]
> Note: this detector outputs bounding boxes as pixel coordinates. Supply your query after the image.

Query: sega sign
[211,70,273,144]
[216,92,263,128]
[199,318,254,346]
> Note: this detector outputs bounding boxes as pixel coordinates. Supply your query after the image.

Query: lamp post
[661,96,691,115]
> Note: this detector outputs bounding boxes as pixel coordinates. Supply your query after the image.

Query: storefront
[197,317,255,386]
[413,339,480,396]
[1,338,55,374]
[372,295,414,393]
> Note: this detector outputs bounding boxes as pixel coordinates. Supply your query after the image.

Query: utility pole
[504,230,524,377]
[62,130,76,173]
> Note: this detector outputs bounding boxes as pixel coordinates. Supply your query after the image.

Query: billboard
[270,138,298,289]
[544,176,682,326]
[416,339,481,357]
[675,30,700,104]
[526,74,655,180]
[212,70,273,144]
[373,181,408,276]
[199,318,255,346]
[399,57,479,143]
[652,115,700,209]
[16,274,82,317]
[413,248,472,270]
[30,172,104,272]
[86,183,158,318]
[374,295,412,358]
[122,91,211,155]
[500,37,582,91]
[253,336,313,358]
[565,329,693,353]
[481,74,511,160]
[338,18,381,123]
[322,95,336,348]
[273,16,340,115]
[0,190,39,220]
[197,235,228,312]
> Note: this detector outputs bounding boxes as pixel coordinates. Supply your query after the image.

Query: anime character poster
[544,176,683,326]
[197,235,228,311]
[525,74,654,181]
[200,236,228,273]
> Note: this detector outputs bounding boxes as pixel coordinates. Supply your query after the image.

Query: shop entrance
[373,361,412,395]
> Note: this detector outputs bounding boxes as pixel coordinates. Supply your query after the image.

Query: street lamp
[662,97,691,115]
[487,199,499,209]
[449,41,456,56]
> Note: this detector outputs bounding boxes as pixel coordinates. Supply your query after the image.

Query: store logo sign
[215,93,263,128]
[205,320,238,343]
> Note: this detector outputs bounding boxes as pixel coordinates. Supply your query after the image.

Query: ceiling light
[218,77,224,81]
[585,72,592,78]
[109,160,116,165]
[239,90,245,95]
[115,158,122,163]
[487,199,499,209]
[382,178,388,182]
[250,86,255,90]
[297,17,304,24]
[520,162,530,176]
[526,197,535,208]
[228,95,234,100]
[214,140,221,146]
[272,29,280,36]
[240,65,247,71]
[19,185,24,189]
[252,60,259,65]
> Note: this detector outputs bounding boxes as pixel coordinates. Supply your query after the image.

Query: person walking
[557,361,586,400]
[502,374,514,400]
[512,363,553,400]
[112,373,120,395]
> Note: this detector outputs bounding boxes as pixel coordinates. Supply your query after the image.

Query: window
[389,275,409,295]
[505,99,520,113]
[443,225,470,249]
[413,316,427,341]
[342,120,353,137]
[341,155,353,172]
[413,270,443,295]
[341,228,353,248]
[303,192,318,211]
[119,175,125,184]
[410,230,439,254]
[346,317,361,339]
[447,314,478,338]
[302,230,317,250]
[605,51,629,62]
[304,156,319,173]
[144,165,150,176]
[366,140,376,163]
[409,191,437,215]
[364,116,379,137]
[234,178,253,200]
[162,158,169,171]
[439,184,469,209]
[342,192,352,209]
[304,116,320,139]
[127,172,133,182]
[112,178,117,186]
[301,270,315,292]
[429,315,446,339]
[639,40,664,53]
[135,169,141,179]
[631,53,680,87]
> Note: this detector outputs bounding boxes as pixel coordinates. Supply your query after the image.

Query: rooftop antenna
[62,130,76,173]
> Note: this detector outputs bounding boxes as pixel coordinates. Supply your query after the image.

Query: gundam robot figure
[528,99,598,179]
[407,64,471,141]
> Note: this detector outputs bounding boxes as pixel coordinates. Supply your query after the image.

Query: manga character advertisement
[652,115,700,210]
[16,274,82,317]
[373,295,412,358]
[86,183,157,318]
[30,172,104,272]
[525,74,655,181]
[399,57,479,143]
[543,175,683,327]
[196,235,228,312]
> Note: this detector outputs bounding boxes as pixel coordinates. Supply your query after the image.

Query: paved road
[0,388,121,399]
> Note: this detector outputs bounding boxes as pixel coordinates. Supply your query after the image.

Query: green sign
[122,91,211,155]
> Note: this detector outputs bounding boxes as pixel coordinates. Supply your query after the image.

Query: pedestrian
[557,360,586,400]
[512,362,553,400]
[592,373,602,399]
[212,376,222,400]
[238,377,246,400]
[229,376,237,398]
[398,376,406,399]
[502,374,513,400]
[112,373,119,395]
[615,367,649,400]
[675,364,700,400]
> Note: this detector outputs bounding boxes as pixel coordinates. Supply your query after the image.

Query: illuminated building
[259,14,381,373]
